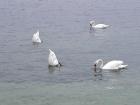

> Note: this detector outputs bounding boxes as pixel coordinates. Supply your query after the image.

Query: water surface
[0,0,140,104]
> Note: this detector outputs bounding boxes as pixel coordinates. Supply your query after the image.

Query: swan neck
[99,59,104,68]
[90,21,95,26]
[91,23,95,26]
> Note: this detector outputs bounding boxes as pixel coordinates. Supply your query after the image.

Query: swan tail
[106,25,110,27]
[119,65,128,69]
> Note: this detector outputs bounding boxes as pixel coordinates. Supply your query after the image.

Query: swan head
[95,59,102,64]
[93,59,104,73]
[93,63,97,69]
[90,20,95,26]
[93,60,98,69]
[94,59,103,69]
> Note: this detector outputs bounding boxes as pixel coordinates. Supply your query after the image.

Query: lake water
[0,0,140,104]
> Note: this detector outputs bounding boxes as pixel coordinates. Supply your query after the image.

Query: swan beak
[94,64,97,68]
[90,23,92,27]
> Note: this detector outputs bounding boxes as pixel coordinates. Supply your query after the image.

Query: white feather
[32,30,42,43]
[90,20,109,29]
[95,59,128,70]
[48,49,59,66]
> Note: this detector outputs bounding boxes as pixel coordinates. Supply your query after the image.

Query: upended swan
[32,30,42,43]
[94,59,128,70]
[90,20,109,29]
[48,49,62,67]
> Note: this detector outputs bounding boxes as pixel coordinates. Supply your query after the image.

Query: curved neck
[91,23,95,26]
[98,59,104,68]
[90,21,95,26]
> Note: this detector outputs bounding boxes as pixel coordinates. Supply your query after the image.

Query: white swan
[90,20,109,29]
[48,49,61,67]
[32,30,42,43]
[94,59,128,70]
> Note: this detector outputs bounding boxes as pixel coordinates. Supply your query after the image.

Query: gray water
[0,0,140,104]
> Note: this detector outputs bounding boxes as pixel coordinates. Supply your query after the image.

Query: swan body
[48,49,59,66]
[32,30,42,43]
[94,59,128,70]
[90,20,109,29]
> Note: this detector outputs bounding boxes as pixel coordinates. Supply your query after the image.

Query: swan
[90,20,109,29]
[94,59,128,70]
[48,49,62,67]
[32,30,42,43]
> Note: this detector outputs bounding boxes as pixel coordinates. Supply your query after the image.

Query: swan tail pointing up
[48,49,59,66]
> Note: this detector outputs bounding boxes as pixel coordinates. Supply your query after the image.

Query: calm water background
[0,0,140,104]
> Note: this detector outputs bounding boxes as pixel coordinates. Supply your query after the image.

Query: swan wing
[90,20,95,25]
[93,24,109,29]
[102,60,123,69]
